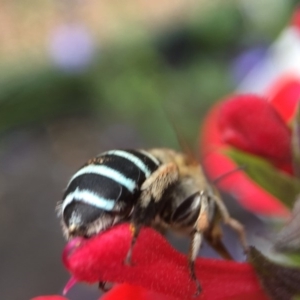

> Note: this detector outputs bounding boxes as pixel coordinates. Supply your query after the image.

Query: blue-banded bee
[57,148,248,295]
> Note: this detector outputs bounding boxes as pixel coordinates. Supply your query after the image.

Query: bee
[57,148,248,295]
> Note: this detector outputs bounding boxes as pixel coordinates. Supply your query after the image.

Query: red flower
[101,283,176,300]
[201,104,289,216]
[59,223,269,300]
[268,76,300,123]
[32,285,178,300]
[200,77,300,217]
[218,94,291,167]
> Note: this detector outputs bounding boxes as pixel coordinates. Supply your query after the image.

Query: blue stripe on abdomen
[63,149,161,214]
[69,164,137,192]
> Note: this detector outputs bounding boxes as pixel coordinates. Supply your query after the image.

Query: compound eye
[171,192,201,224]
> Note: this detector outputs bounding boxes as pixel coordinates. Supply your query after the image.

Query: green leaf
[226,148,300,209]
[249,247,300,300]
[286,253,300,267]
[275,197,300,252]
[292,104,300,178]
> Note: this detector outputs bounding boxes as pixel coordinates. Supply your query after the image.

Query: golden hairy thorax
[148,148,209,191]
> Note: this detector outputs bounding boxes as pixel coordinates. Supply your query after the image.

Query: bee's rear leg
[204,223,233,260]
[223,217,248,254]
[124,223,141,265]
[211,193,248,253]
[98,281,112,292]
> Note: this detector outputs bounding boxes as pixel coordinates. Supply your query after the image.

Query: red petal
[31,296,68,300]
[267,76,300,123]
[218,94,291,165]
[291,7,300,31]
[200,102,289,217]
[63,276,78,295]
[101,284,176,300]
[63,224,269,300]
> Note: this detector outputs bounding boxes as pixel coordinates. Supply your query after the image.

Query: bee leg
[124,223,141,265]
[188,231,203,297]
[224,217,248,254]
[188,192,210,297]
[98,281,111,292]
[210,194,248,253]
[139,162,179,208]
[125,163,179,265]
[204,223,233,260]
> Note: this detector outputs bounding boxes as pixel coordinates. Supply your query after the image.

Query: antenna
[212,165,246,184]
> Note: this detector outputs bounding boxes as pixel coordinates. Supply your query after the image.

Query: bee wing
[162,104,199,166]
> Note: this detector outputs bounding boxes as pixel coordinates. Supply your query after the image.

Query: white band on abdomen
[68,164,137,192]
[62,188,115,212]
[105,150,152,177]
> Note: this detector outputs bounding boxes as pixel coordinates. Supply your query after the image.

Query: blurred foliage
[0,1,295,149]
[249,247,300,300]
[227,148,300,209]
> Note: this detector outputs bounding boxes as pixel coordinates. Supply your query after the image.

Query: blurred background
[0,0,297,299]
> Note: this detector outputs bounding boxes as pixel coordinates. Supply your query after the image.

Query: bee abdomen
[62,149,161,213]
